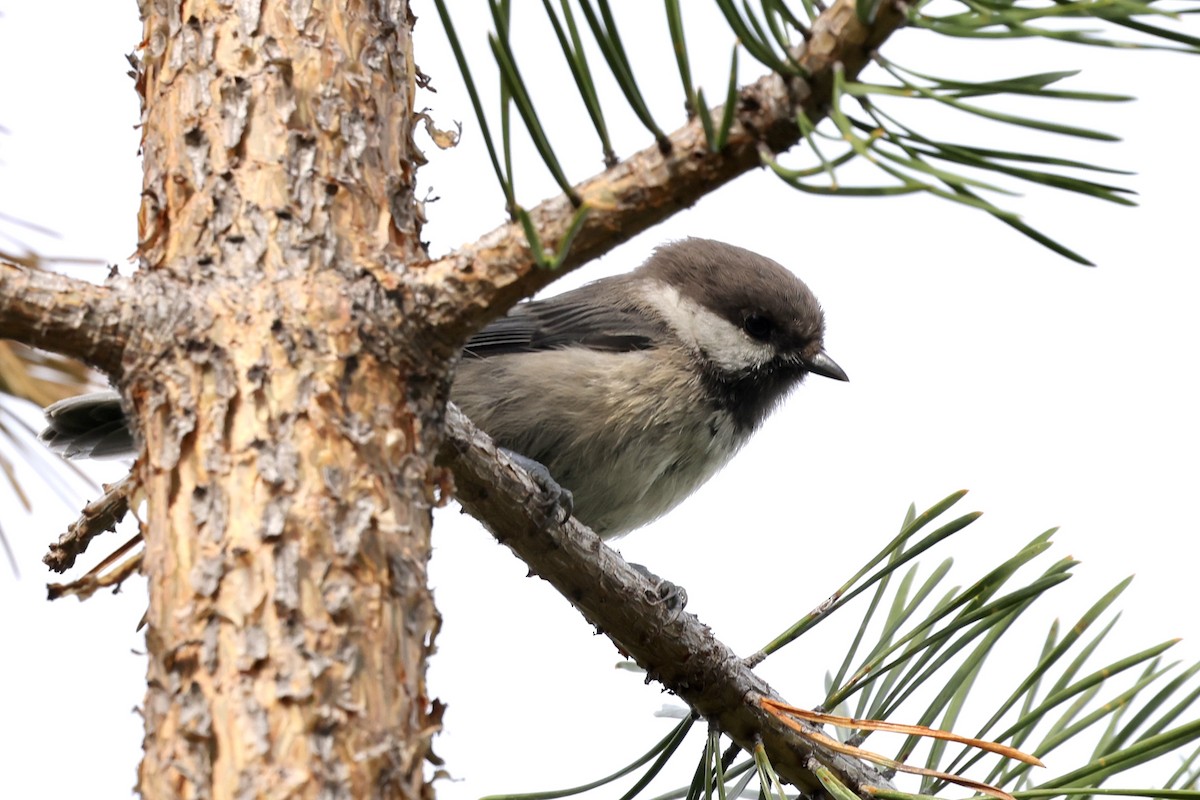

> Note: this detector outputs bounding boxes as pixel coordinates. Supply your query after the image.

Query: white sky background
[1,2,1198,798]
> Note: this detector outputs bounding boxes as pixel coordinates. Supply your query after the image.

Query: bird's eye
[742,313,773,341]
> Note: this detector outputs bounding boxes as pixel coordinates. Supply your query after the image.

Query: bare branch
[43,473,135,573]
[47,548,142,601]
[438,404,894,796]
[0,260,128,376]
[416,0,907,345]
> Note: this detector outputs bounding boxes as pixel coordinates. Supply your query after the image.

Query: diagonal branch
[0,260,129,376]
[415,0,907,346]
[43,473,136,573]
[438,403,895,796]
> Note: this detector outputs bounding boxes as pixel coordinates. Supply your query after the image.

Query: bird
[41,238,846,538]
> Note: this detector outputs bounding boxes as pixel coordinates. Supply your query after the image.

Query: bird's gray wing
[463,282,665,358]
[40,390,135,459]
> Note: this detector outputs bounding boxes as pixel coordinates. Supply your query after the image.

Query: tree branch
[43,473,136,573]
[416,0,907,346]
[438,404,894,796]
[0,260,128,376]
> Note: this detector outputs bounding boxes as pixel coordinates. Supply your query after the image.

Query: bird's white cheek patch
[641,282,775,372]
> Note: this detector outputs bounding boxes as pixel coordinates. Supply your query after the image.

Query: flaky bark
[0,260,128,376]
[129,2,439,798]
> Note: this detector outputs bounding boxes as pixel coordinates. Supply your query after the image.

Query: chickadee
[41,238,846,537]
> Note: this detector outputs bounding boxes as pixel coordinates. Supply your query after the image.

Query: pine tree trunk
[132,2,440,796]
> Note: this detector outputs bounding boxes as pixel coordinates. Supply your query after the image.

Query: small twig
[44,473,135,573]
[47,549,143,601]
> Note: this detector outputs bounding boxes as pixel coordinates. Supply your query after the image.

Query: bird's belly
[540,410,744,536]
[452,349,746,537]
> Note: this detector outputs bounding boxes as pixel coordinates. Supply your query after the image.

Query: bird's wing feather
[463,283,664,358]
[40,390,134,459]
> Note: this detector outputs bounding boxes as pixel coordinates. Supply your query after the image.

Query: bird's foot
[631,562,689,614]
[501,448,574,525]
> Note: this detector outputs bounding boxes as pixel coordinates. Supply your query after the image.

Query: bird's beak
[804,350,849,382]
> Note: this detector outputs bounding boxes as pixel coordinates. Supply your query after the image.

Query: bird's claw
[631,562,688,614]
[501,448,574,525]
